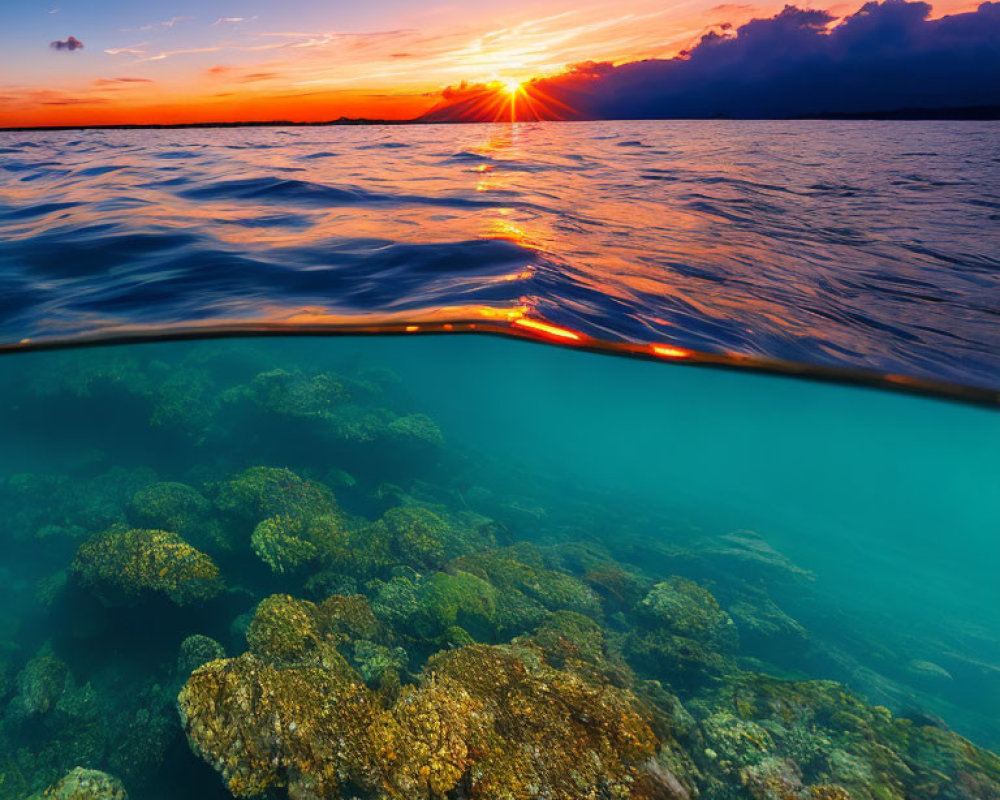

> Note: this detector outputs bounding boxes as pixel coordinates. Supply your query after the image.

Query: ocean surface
[1,121,999,392]
[0,122,997,800]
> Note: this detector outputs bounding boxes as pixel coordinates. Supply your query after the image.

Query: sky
[0,0,989,126]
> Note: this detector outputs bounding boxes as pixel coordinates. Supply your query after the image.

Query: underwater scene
[0,333,996,800]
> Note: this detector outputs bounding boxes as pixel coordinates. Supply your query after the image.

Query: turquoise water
[0,334,996,799]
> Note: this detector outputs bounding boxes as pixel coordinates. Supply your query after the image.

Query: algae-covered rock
[178,653,366,798]
[639,577,737,649]
[244,594,363,682]
[695,531,814,584]
[179,622,667,800]
[693,673,1000,800]
[351,640,408,685]
[177,635,225,677]
[2,658,108,795]
[386,412,445,448]
[377,504,496,571]
[625,577,739,691]
[238,369,347,419]
[127,481,228,551]
[382,505,453,569]
[421,643,660,799]
[452,544,601,624]
[250,514,318,573]
[216,466,349,573]
[215,466,338,522]
[412,570,499,639]
[72,528,222,605]
[724,586,808,659]
[45,767,128,800]
[15,654,69,716]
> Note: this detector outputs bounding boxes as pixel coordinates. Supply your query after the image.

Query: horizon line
[2,104,999,132]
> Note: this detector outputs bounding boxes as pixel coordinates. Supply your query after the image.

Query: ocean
[0,121,997,800]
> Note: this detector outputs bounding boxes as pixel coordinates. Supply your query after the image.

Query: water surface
[1,121,998,390]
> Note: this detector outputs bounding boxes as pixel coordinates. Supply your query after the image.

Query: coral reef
[72,528,222,605]
[216,466,350,573]
[177,635,226,677]
[178,640,663,800]
[1,344,999,800]
[43,767,129,800]
[128,482,229,551]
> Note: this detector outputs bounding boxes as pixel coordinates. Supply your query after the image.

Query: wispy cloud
[214,16,257,25]
[144,46,223,62]
[42,98,110,105]
[122,16,193,33]
[105,44,148,56]
[92,77,154,86]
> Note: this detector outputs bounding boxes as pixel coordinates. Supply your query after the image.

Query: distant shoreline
[1,105,997,132]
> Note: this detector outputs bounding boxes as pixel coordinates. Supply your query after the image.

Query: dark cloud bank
[423,0,1000,120]
[50,36,84,52]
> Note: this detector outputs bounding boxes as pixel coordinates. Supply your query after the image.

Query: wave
[0,120,997,397]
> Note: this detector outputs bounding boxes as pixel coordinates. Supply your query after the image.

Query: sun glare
[501,78,522,96]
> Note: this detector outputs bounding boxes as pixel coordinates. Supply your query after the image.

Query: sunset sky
[0,0,985,126]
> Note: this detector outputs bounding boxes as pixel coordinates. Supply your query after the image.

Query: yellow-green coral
[386,413,445,448]
[16,654,69,716]
[178,654,364,797]
[250,515,318,573]
[72,528,222,605]
[215,466,338,522]
[241,369,347,418]
[695,673,1000,800]
[452,545,601,621]
[217,467,349,572]
[382,505,452,568]
[44,767,129,800]
[179,628,661,800]
[638,576,737,648]
[127,481,229,551]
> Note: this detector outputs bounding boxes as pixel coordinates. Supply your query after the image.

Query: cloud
[92,77,154,86]
[144,46,223,62]
[50,36,83,52]
[105,47,146,55]
[240,72,280,82]
[214,16,253,25]
[42,98,110,105]
[425,0,1000,120]
[138,16,192,31]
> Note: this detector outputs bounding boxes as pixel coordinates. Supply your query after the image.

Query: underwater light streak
[511,317,581,340]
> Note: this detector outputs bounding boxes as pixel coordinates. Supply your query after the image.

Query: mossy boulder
[45,767,128,800]
[72,528,222,605]
[179,640,665,800]
[638,577,738,649]
[127,481,227,551]
[177,635,226,677]
[695,674,1000,800]
[216,467,349,573]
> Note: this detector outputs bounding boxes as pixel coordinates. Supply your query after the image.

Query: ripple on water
[0,121,997,392]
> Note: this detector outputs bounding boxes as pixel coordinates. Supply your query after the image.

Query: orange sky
[0,0,980,127]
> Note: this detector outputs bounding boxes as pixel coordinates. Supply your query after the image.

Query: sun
[501,78,522,96]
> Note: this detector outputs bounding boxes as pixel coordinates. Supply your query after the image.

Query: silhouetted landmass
[799,105,1000,120]
[0,117,409,133]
